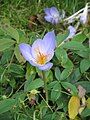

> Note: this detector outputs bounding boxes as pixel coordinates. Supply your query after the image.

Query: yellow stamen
[37,52,47,65]
[34,47,47,65]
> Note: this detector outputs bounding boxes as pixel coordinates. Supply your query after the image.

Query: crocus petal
[44,8,51,16]
[46,50,54,63]
[19,43,34,61]
[38,62,53,71]
[80,4,88,24]
[54,17,60,24]
[44,16,53,23]
[50,7,60,17]
[68,26,76,38]
[28,60,38,67]
[43,31,56,52]
[31,39,46,59]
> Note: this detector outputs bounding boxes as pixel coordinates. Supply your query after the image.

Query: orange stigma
[34,47,47,65]
[37,52,47,65]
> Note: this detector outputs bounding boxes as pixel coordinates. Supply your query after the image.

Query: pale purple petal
[31,39,46,59]
[19,43,33,61]
[38,62,53,71]
[43,31,56,52]
[28,60,38,67]
[44,8,51,16]
[68,26,76,38]
[46,50,54,63]
[50,7,60,17]
[53,17,60,24]
[44,16,53,23]
[80,16,86,24]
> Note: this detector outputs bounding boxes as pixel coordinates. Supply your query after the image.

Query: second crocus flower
[44,7,61,24]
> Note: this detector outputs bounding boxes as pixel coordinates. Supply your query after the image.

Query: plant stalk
[42,71,48,103]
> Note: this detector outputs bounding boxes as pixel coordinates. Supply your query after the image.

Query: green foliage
[0,0,90,120]
[81,108,90,117]
[51,81,61,102]
[4,25,19,43]
[0,38,15,51]
[80,59,90,73]
[61,82,78,95]
[0,98,16,114]
[24,78,44,92]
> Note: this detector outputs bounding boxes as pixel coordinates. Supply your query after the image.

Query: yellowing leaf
[68,96,80,119]
[72,116,81,120]
[87,98,90,109]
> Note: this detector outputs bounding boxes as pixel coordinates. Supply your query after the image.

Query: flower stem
[42,71,48,103]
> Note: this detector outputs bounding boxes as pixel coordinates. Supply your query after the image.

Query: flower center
[37,52,47,65]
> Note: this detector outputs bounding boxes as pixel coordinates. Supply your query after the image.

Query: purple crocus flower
[44,7,61,24]
[19,31,56,71]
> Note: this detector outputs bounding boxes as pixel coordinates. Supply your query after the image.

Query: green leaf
[44,70,53,82]
[75,50,89,58]
[25,63,36,81]
[55,67,61,80]
[0,112,13,120]
[14,45,26,63]
[24,74,35,91]
[51,81,61,101]
[62,58,73,68]
[0,99,16,114]
[61,82,78,95]
[24,78,44,92]
[60,59,73,80]
[55,47,68,64]
[56,31,69,46]
[75,81,90,93]
[0,28,5,36]
[17,29,28,43]
[72,32,86,43]
[80,59,90,73]
[60,68,71,80]
[0,49,13,65]
[48,81,57,90]
[8,63,25,77]
[0,38,15,51]
[4,25,19,43]
[62,41,86,51]
[81,108,90,117]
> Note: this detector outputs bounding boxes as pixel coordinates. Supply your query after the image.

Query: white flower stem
[64,5,90,22]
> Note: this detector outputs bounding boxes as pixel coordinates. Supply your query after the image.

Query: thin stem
[39,93,53,112]
[42,71,48,103]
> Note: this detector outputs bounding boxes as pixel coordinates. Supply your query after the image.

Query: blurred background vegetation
[0,0,89,30]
